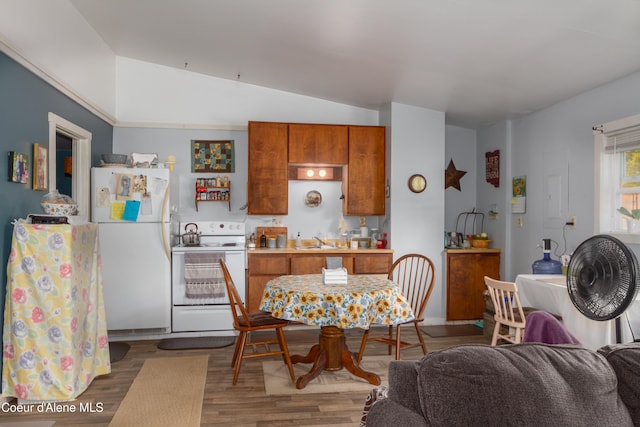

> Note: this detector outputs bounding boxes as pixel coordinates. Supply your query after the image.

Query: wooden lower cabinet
[354,254,392,275]
[247,251,393,312]
[446,249,501,321]
[247,253,290,313]
[291,254,354,275]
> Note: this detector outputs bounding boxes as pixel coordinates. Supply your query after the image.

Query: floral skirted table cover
[259,274,415,329]
[2,222,111,401]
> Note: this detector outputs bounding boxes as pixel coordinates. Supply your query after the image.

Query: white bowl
[41,203,78,216]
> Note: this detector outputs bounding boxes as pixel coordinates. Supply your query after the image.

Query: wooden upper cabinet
[288,124,348,164]
[247,121,289,215]
[344,126,386,216]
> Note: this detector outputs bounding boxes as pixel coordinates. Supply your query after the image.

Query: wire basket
[456,210,485,237]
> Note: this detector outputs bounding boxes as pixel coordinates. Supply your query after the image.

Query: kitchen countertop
[444,248,501,253]
[248,247,393,254]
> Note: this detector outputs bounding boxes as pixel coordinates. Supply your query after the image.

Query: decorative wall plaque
[485,150,500,188]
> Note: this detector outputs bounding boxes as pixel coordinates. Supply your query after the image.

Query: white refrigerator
[91,167,171,331]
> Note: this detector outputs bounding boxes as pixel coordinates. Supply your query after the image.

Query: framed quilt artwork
[191,140,235,173]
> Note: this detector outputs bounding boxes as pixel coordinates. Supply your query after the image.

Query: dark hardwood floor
[1,325,489,426]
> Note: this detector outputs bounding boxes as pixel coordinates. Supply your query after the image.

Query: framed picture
[33,143,48,190]
[191,140,235,173]
[7,151,29,184]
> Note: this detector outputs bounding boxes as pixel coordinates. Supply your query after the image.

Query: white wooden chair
[484,276,526,345]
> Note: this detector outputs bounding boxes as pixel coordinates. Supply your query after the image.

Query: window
[595,113,640,243]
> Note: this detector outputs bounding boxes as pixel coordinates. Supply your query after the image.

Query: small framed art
[33,143,48,190]
[8,151,29,184]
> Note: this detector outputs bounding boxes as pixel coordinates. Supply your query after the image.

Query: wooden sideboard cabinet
[446,249,501,321]
[247,250,393,312]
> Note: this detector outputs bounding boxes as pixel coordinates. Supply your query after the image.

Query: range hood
[288,164,343,181]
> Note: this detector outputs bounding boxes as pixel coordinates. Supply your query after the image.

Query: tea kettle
[181,223,201,246]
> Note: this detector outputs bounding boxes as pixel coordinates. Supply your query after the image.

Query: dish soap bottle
[260,231,267,248]
[296,232,302,248]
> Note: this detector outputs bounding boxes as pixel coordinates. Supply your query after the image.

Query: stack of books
[322,267,348,284]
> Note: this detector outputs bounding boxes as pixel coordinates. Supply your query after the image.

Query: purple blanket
[523,311,581,345]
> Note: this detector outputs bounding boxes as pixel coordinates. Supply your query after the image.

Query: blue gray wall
[0,51,113,370]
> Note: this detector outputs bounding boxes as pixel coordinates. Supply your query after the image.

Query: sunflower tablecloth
[259,274,415,329]
[2,222,111,401]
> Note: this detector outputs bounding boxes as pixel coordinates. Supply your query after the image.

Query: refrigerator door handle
[161,186,171,261]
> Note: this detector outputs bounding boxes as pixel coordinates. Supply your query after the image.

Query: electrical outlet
[568,215,576,228]
[517,216,523,228]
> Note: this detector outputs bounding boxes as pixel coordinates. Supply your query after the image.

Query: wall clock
[408,174,427,193]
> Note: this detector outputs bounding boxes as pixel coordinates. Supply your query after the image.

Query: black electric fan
[566,234,640,343]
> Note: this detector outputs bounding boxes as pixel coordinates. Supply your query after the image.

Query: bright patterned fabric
[259,274,415,329]
[2,222,111,401]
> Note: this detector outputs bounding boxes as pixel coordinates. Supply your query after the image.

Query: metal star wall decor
[445,159,467,191]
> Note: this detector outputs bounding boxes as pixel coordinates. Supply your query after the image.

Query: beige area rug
[263,355,392,395]
[0,422,55,427]
[109,356,208,427]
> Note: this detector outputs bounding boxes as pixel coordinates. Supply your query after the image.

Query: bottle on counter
[377,233,388,249]
[296,232,302,248]
[260,231,267,248]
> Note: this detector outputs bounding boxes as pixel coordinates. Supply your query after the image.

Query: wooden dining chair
[219,260,295,385]
[357,254,436,362]
[484,276,526,346]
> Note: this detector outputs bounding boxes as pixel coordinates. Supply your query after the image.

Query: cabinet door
[290,254,354,274]
[345,126,386,215]
[354,253,392,274]
[288,124,348,164]
[247,121,289,214]
[446,252,500,321]
[247,253,290,312]
[247,275,277,313]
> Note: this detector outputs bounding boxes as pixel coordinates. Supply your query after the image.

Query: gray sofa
[364,343,640,427]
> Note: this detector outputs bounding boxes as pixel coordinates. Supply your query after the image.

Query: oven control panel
[181,221,245,236]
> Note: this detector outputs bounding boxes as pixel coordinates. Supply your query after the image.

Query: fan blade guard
[566,234,639,321]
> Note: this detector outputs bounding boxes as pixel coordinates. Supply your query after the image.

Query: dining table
[259,274,415,389]
[516,274,640,350]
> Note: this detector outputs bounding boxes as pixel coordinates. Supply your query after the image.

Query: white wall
[476,121,510,279]
[0,0,116,119]
[444,125,477,232]
[496,70,640,280]
[116,57,379,127]
[383,103,446,323]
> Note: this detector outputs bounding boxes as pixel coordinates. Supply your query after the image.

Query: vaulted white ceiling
[70,0,640,128]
